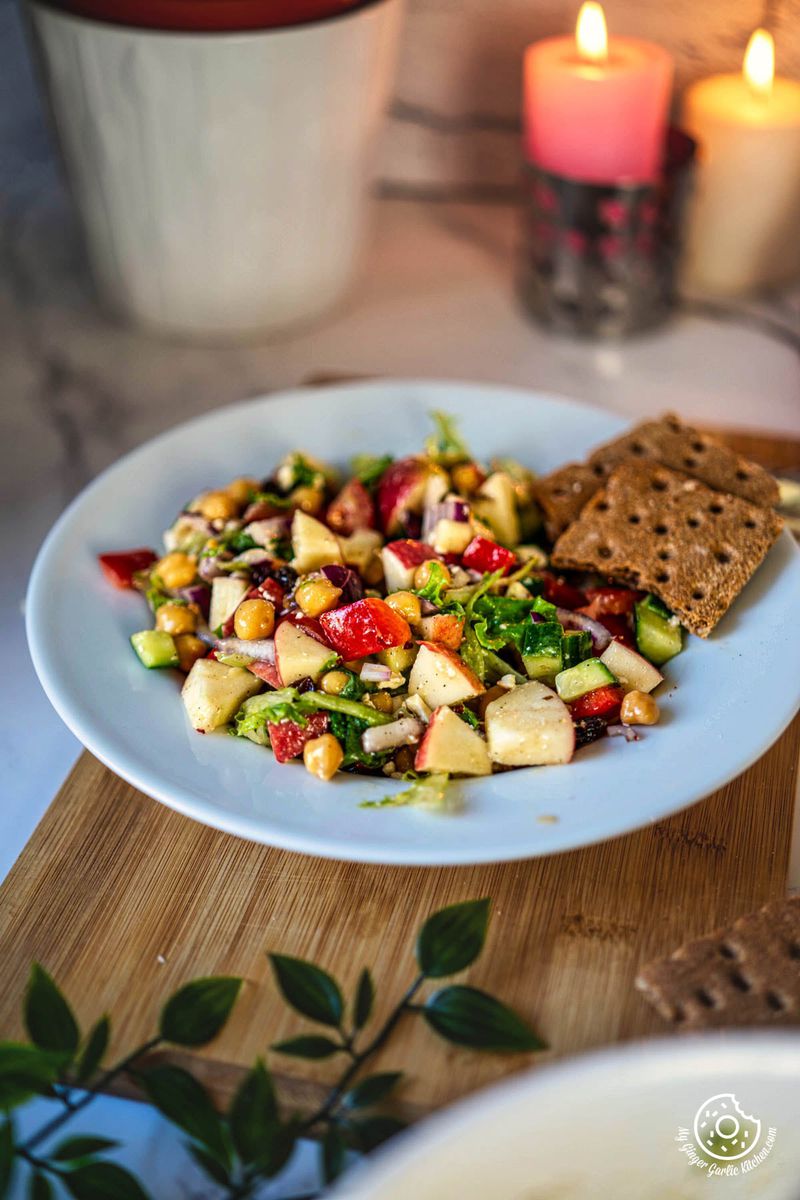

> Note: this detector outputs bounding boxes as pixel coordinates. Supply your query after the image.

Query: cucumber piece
[131,630,178,669]
[555,657,617,703]
[561,629,592,669]
[635,594,683,665]
[521,622,563,681]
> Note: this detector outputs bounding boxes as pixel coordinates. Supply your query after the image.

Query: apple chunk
[599,640,663,694]
[418,613,464,650]
[274,619,338,686]
[485,681,574,767]
[381,539,440,592]
[290,510,343,573]
[473,471,520,547]
[182,659,261,733]
[415,706,491,777]
[377,457,429,535]
[408,642,484,709]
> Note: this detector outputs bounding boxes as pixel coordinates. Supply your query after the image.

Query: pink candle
[523,2,673,183]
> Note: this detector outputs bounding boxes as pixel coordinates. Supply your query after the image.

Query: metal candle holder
[518,129,696,338]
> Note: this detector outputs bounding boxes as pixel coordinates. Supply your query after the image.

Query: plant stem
[20,1036,163,1154]
[297,973,425,1135]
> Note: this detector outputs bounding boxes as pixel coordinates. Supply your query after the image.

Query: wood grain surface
[0,722,797,1121]
[1,421,797,1121]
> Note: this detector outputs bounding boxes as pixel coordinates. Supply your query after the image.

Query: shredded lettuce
[455,706,480,729]
[361,773,454,811]
[145,574,187,613]
[472,595,535,651]
[424,411,470,465]
[351,453,394,491]
[233,687,392,743]
[414,560,454,609]
[249,490,292,510]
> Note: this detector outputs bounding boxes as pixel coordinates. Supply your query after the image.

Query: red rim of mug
[32,0,389,34]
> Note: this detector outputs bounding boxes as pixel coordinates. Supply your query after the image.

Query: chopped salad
[100,413,683,805]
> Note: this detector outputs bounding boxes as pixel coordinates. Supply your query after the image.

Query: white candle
[681,30,800,295]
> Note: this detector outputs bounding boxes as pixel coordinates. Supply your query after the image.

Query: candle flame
[576,1,608,64]
[743,28,774,97]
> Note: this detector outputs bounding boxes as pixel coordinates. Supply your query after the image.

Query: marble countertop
[2,0,799,1193]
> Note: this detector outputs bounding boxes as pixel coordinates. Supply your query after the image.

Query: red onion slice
[215,636,276,663]
[555,606,611,652]
[361,716,424,755]
[606,724,641,742]
[422,497,471,542]
[360,662,393,683]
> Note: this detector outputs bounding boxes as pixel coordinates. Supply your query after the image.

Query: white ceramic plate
[27,380,800,865]
[331,1033,800,1199]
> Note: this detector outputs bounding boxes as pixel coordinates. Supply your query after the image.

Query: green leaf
[322,1125,347,1184]
[271,1035,342,1060]
[62,1162,150,1200]
[414,561,452,608]
[344,1072,403,1110]
[138,1067,229,1166]
[0,1043,64,1110]
[229,1060,278,1167]
[28,1172,53,1200]
[159,977,241,1046]
[423,986,545,1053]
[24,965,79,1058]
[361,773,453,811]
[0,1118,15,1197]
[425,411,470,465]
[352,453,393,491]
[75,1017,110,1085]
[353,969,374,1031]
[186,1144,230,1188]
[352,1115,407,1151]
[268,956,343,1028]
[416,898,490,979]
[51,1137,118,1163]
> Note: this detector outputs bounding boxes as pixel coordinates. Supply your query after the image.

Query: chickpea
[156,602,197,636]
[620,690,660,726]
[320,669,350,696]
[174,634,207,673]
[156,552,197,590]
[233,598,276,641]
[196,490,239,521]
[385,591,422,625]
[226,477,259,507]
[362,554,385,586]
[369,691,395,714]
[414,560,451,591]
[451,462,484,496]
[291,486,324,515]
[303,733,344,782]
[295,577,342,618]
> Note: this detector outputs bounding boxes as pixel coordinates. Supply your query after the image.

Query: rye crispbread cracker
[635,897,800,1029]
[534,414,780,539]
[550,462,783,637]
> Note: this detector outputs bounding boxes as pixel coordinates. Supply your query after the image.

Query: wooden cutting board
[1,423,798,1124]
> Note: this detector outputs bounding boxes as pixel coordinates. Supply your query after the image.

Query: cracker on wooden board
[550,462,783,637]
[534,413,780,539]
[636,896,800,1029]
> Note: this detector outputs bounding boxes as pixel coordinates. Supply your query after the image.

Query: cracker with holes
[550,462,783,637]
[635,896,800,1029]
[534,413,780,539]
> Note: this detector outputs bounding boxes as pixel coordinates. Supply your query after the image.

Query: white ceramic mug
[27,0,405,340]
